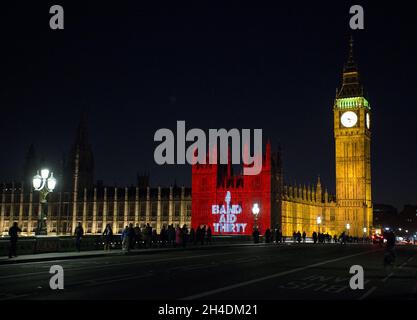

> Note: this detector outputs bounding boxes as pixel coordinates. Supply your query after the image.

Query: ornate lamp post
[317,216,322,233]
[363,227,367,243]
[33,169,57,236]
[252,203,260,231]
[346,223,351,236]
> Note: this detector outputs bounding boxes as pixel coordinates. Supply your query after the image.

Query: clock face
[340,111,358,128]
[366,113,370,129]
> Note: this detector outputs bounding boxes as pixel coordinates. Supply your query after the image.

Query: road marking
[382,256,414,283]
[398,257,413,269]
[382,272,394,283]
[84,273,153,287]
[181,249,379,300]
[0,252,233,280]
[358,286,377,300]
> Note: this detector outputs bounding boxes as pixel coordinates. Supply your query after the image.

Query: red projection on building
[191,142,280,236]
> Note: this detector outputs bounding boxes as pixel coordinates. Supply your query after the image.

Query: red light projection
[191,143,273,235]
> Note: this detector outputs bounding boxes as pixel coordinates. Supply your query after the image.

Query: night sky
[0,1,416,210]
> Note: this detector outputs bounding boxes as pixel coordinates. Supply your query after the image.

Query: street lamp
[346,223,350,236]
[363,227,367,243]
[317,216,322,233]
[33,169,57,236]
[252,203,260,231]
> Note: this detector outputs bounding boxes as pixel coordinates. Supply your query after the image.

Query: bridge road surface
[0,244,416,300]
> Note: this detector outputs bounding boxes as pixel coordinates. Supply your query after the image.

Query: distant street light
[346,223,350,236]
[33,169,57,236]
[317,216,322,233]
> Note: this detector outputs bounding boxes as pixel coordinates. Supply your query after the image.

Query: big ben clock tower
[334,38,372,237]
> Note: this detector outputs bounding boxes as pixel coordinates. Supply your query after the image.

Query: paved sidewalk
[0,242,258,265]
[1,241,371,265]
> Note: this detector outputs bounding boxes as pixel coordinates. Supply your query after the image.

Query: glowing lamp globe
[41,168,50,179]
[33,174,42,190]
[252,203,260,215]
[47,173,57,191]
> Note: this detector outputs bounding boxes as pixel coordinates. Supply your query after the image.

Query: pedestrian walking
[312,231,318,244]
[195,226,201,245]
[182,224,188,248]
[274,226,280,244]
[134,223,142,248]
[121,226,130,251]
[200,225,206,245]
[8,222,22,258]
[160,225,167,247]
[152,229,158,247]
[206,226,212,245]
[102,223,113,251]
[128,223,136,251]
[340,231,347,245]
[145,223,153,248]
[74,222,84,252]
[302,231,306,243]
[296,231,302,243]
[175,226,182,247]
[189,227,195,245]
[168,224,175,246]
[253,227,260,244]
[265,228,271,243]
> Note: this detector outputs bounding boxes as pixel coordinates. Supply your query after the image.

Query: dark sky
[0,1,416,210]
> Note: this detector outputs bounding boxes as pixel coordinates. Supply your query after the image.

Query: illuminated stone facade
[281,39,372,238]
[281,179,337,237]
[0,183,191,236]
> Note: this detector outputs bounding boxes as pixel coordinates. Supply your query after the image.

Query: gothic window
[32,204,39,218]
[174,203,180,217]
[129,202,135,216]
[140,203,146,217]
[162,202,169,217]
[23,205,29,217]
[4,206,11,217]
[118,203,124,217]
[87,203,94,217]
[108,203,114,215]
[151,202,157,217]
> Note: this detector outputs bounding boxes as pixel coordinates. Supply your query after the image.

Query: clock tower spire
[333,37,372,237]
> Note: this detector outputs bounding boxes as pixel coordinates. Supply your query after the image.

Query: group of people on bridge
[252,226,371,244]
[101,223,213,252]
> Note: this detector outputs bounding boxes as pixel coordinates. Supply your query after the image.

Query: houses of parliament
[0,40,372,238]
